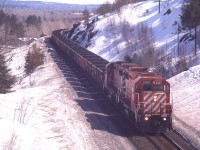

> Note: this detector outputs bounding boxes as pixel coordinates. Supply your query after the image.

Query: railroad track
[109,95,196,149]
[114,105,191,150]
[144,132,182,150]
[161,132,183,149]
[164,129,198,150]
[140,128,198,150]
[48,37,197,150]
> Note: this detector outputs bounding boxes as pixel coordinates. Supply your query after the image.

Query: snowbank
[168,65,200,148]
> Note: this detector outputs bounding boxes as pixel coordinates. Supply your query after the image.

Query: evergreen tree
[181,0,200,29]
[25,15,42,29]
[0,53,15,93]
[181,0,200,55]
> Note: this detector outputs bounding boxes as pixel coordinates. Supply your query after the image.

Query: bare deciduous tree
[124,22,157,68]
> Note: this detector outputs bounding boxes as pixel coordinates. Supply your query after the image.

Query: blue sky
[18,0,115,4]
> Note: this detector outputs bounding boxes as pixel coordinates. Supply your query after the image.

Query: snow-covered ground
[0,38,82,149]
[0,0,200,149]
[0,38,135,149]
[168,66,200,148]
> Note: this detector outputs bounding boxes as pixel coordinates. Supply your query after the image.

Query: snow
[0,38,134,149]
[1,0,200,149]
[65,0,200,148]
[0,38,83,149]
[67,0,200,64]
[168,65,200,147]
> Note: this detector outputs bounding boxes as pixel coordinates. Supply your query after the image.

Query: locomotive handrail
[135,97,140,122]
[170,92,174,109]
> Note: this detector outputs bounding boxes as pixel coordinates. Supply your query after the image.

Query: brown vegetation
[24,44,45,74]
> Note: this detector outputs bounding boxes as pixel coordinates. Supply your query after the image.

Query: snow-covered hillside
[0,0,200,149]
[66,0,200,65]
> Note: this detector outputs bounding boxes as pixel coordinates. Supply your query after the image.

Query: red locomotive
[51,29,172,133]
[105,62,172,132]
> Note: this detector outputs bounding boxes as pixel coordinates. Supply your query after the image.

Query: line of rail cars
[51,29,173,132]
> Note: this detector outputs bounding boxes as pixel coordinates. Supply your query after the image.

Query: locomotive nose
[143,92,167,114]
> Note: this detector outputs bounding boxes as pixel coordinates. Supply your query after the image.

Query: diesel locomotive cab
[133,77,172,132]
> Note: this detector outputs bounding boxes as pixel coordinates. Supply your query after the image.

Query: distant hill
[4,0,99,11]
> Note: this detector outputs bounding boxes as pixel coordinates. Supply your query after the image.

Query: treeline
[0,10,45,45]
[96,0,144,15]
[1,9,83,40]
[0,10,24,45]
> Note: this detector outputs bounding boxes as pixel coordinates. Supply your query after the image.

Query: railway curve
[49,30,197,150]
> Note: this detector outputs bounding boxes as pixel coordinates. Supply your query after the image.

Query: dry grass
[3,131,19,150]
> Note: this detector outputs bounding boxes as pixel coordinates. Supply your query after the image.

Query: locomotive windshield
[153,81,162,91]
[153,84,162,91]
[143,81,151,91]
[143,80,162,91]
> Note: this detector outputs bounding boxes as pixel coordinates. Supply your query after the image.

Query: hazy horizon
[14,0,115,4]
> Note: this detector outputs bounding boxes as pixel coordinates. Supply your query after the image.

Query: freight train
[50,29,173,133]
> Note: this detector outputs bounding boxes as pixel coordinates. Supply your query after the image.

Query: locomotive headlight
[163,117,167,121]
[154,96,157,102]
[144,117,149,121]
